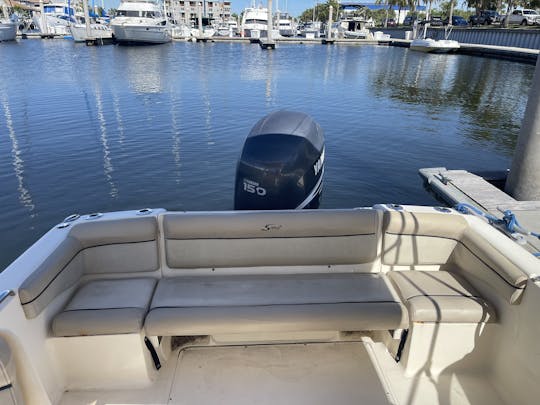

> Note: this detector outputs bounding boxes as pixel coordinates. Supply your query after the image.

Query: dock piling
[505,58,540,200]
[260,0,275,50]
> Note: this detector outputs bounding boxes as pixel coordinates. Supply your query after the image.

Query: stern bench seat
[23,209,505,338]
[144,273,409,336]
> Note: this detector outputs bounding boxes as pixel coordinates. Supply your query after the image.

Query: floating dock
[176,36,537,62]
[420,167,540,255]
[390,39,538,63]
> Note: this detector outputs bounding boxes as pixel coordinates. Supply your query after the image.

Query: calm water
[0,40,534,270]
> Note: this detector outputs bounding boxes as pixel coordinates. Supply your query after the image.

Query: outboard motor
[234,110,325,210]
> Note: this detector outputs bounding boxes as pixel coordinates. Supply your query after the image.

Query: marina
[2,2,540,405]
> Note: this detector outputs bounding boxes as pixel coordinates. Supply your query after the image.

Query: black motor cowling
[234,110,325,210]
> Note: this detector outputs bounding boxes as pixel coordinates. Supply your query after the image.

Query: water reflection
[198,46,213,144]
[170,90,182,184]
[122,46,169,94]
[112,91,126,146]
[0,92,35,213]
[368,49,533,154]
[93,84,119,199]
[265,50,274,107]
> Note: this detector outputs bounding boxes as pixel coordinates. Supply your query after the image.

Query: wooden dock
[420,167,540,255]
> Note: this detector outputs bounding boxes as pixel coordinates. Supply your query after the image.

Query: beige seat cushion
[144,274,408,336]
[388,271,494,323]
[52,278,156,337]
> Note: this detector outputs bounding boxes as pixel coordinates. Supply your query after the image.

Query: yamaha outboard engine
[234,110,325,210]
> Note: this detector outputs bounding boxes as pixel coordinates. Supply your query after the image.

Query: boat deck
[59,339,505,405]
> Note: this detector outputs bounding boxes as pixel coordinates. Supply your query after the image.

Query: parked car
[501,9,540,26]
[444,16,468,26]
[381,18,396,27]
[469,10,501,25]
[403,15,417,26]
[419,16,444,26]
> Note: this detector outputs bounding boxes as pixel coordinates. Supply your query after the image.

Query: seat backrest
[381,210,530,304]
[382,211,467,266]
[18,216,160,319]
[162,209,381,275]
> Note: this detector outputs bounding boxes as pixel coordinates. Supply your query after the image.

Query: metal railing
[0,290,15,305]
[380,27,540,50]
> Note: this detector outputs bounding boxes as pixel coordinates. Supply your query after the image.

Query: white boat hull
[70,24,113,42]
[112,24,171,44]
[0,21,17,41]
[190,27,215,38]
[171,24,192,39]
[343,30,368,39]
[32,14,72,36]
[410,38,460,53]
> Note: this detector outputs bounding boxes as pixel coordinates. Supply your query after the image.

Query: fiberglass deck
[59,340,506,405]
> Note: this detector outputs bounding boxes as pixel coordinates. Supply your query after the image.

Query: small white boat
[410,37,460,53]
[0,1,16,41]
[111,0,171,45]
[32,2,76,36]
[214,18,238,37]
[0,20,16,41]
[171,23,192,39]
[190,26,215,39]
[70,23,113,42]
[338,18,370,39]
[410,22,460,53]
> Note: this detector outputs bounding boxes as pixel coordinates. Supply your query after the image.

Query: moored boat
[0,0,16,41]
[32,1,76,36]
[69,22,113,42]
[111,0,171,45]
[276,12,294,37]
[0,20,16,41]
[410,37,460,53]
[241,6,268,38]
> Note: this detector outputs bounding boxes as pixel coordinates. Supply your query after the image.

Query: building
[167,1,232,24]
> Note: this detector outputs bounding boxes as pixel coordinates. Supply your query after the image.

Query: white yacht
[276,12,294,37]
[241,6,268,38]
[32,2,76,36]
[0,1,17,41]
[298,21,322,38]
[337,17,371,39]
[111,0,171,44]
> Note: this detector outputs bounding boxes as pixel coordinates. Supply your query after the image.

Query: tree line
[298,0,540,23]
